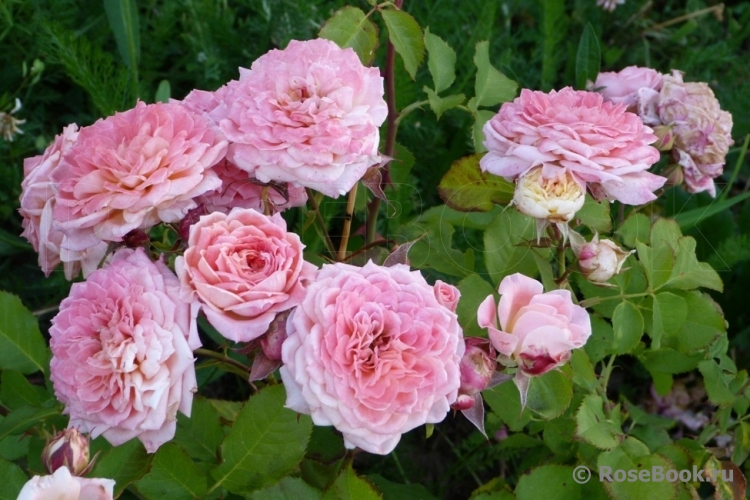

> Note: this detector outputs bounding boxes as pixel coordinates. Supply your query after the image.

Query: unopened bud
[123,229,149,248]
[260,311,290,362]
[514,167,585,223]
[573,234,633,283]
[451,338,497,410]
[179,203,207,242]
[652,125,675,151]
[662,164,684,187]
[42,428,91,476]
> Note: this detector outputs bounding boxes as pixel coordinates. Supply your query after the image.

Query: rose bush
[49,248,200,453]
[280,261,464,454]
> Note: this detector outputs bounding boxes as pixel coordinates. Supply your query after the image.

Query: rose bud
[451,338,497,410]
[178,203,206,242]
[652,125,676,151]
[434,280,460,313]
[123,229,149,248]
[260,311,290,362]
[42,428,91,476]
[573,233,633,283]
[662,164,684,187]
[513,166,585,223]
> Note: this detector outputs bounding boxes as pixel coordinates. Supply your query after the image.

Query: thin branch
[305,188,336,256]
[338,183,358,261]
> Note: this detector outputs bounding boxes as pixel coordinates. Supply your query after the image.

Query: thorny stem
[366,0,404,245]
[195,348,251,374]
[305,188,336,256]
[338,183,358,261]
[598,354,617,418]
[579,291,651,308]
[341,238,394,263]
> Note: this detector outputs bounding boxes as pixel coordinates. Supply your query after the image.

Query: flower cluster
[593,67,734,196]
[481,87,664,224]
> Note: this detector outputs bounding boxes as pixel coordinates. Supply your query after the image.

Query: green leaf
[175,397,223,463]
[636,241,674,291]
[0,292,50,374]
[423,87,465,119]
[543,417,576,455]
[135,443,208,499]
[473,109,495,153]
[526,369,572,419]
[92,438,153,497]
[319,6,379,66]
[732,422,750,465]
[640,348,703,374]
[662,290,722,353]
[468,41,517,111]
[675,190,750,230]
[437,154,514,211]
[249,477,323,500]
[0,404,60,441]
[570,349,598,392]
[103,0,140,70]
[406,218,472,278]
[531,251,556,292]
[484,209,549,285]
[0,458,27,500]
[575,23,600,90]
[457,274,496,337]
[515,465,584,500]
[0,371,50,410]
[154,79,170,103]
[616,213,650,248]
[661,237,723,292]
[576,394,622,450]
[650,218,682,250]
[585,315,614,363]
[483,381,530,432]
[210,385,312,495]
[540,0,567,91]
[650,292,687,350]
[381,9,424,80]
[207,399,243,422]
[324,465,382,500]
[367,474,439,500]
[574,196,611,233]
[597,440,678,500]
[611,301,644,354]
[699,360,735,406]
[424,27,456,92]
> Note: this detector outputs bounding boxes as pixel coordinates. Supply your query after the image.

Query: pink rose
[19,124,108,279]
[481,88,665,206]
[197,159,307,215]
[50,248,200,453]
[593,66,663,108]
[52,101,227,252]
[211,39,388,197]
[175,208,316,343]
[17,466,115,500]
[477,273,590,401]
[434,280,460,312]
[281,261,464,455]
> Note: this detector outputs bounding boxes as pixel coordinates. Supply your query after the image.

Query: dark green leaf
[526,369,572,420]
[483,381,530,432]
[585,315,614,363]
[0,291,50,374]
[103,0,140,70]
[611,301,644,354]
[210,385,312,494]
[135,443,208,499]
[0,404,60,441]
[661,237,723,292]
[576,394,622,450]
[699,360,735,406]
[650,292,687,349]
[381,9,424,80]
[640,348,703,374]
[424,27,456,92]
[0,458,27,500]
[515,465,584,500]
[367,474,439,500]
[324,465,382,500]
[484,209,549,285]
[575,23,600,90]
[175,397,223,463]
[675,190,750,230]
[597,439,678,500]
[457,274,496,337]
[248,477,323,500]
[92,438,153,497]
[0,370,50,410]
[438,154,513,212]
[574,196,611,233]
[319,7,379,66]
[570,349,598,392]
[636,241,674,291]
[616,213,650,248]
[732,422,750,465]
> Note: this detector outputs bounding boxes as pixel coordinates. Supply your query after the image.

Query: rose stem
[338,183,359,261]
[305,188,336,256]
[365,0,404,245]
[194,348,251,374]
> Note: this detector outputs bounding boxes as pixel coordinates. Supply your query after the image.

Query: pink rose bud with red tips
[260,311,290,362]
[42,428,91,476]
[572,233,634,283]
[452,338,497,411]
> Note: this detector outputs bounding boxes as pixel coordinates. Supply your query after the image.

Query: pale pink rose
[658,72,734,197]
[175,208,316,343]
[481,88,665,206]
[211,39,388,197]
[50,248,200,453]
[197,159,307,214]
[571,232,633,283]
[593,66,663,108]
[52,101,227,252]
[281,261,464,455]
[477,273,590,400]
[19,124,108,279]
[17,466,114,500]
[434,280,460,312]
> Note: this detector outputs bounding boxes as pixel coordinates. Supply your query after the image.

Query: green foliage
[319,7,379,66]
[381,9,424,80]
[575,23,600,90]
[135,443,209,499]
[438,154,514,212]
[0,292,49,375]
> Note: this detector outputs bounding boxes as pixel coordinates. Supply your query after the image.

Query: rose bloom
[592,66,663,108]
[481,88,665,206]
[50,248,200,453]
[571,232,633,283]
[17,466,114,500]
[211,38,388,197]
[19,124,108,279]
[197,159,307,215]
[281,261,464,455]
[513,166,585,222]
[52,101,226,254]
[658,71,734,196]
[176,208,316,343]
[478,273,590,398]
